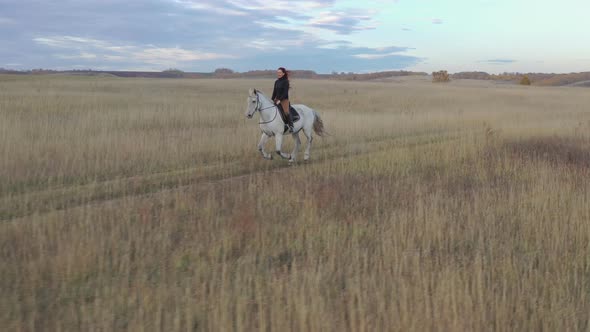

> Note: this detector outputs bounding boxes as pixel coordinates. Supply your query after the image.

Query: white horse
[245,88,326,162]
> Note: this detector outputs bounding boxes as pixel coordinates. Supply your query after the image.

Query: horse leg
[258,133,272,160]
[289,132,301,163]
[274,134,291,159]
[303,128,313,161]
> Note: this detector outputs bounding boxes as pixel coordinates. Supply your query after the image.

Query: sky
[1,0,589,74]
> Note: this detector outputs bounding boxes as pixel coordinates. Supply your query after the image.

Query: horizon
[3,67,589,76]
[2,0,589,74]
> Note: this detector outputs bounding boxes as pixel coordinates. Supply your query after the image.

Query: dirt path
[1,130,464,222]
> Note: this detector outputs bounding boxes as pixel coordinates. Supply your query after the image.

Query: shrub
[432,70,450,83]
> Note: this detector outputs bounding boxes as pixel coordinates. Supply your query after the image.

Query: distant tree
[214,68,234,74]
[520,75,531,85]
[213,68,237,78]
[452,71,491,80]
[432,70,450,83]
[162,68,184,77]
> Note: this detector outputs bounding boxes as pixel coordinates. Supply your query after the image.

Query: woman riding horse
[271,67,293,133]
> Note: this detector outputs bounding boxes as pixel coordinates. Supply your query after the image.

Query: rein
[255,93,279,125]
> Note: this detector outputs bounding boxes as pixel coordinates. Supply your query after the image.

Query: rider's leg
[280,99,293,132]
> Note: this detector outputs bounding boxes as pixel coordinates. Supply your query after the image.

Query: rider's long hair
[278,67,289,80]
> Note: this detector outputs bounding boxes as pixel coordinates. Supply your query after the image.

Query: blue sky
[1,0,589,73]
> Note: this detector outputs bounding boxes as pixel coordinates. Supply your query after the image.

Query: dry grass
[2,75,590,331]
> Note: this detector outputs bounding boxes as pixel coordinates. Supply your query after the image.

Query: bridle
[252,92,279,125]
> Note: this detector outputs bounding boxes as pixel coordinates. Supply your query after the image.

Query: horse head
[245,88,259,119]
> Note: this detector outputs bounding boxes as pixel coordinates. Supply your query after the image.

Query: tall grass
[1,75,590,330]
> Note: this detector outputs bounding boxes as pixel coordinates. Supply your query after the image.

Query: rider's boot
[287,113,294,133]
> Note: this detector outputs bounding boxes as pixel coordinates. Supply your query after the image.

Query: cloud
[176,0,376,35]
[353,53,400,60]
[238,44,423,73]
[174,0,333,20]
[223,0,334,13]
[431,18,443,24]
[308,10,377,34]
[483,59,517,64]
[353,46,412,59]
[33,36,113,49]
[34,35,235,68]
[172,1,248,16]
[134,48,235,64]
[55,52,98,60]
[0,17,16,24]
[2,0,422,72]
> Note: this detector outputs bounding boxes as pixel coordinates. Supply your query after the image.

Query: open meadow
[2,75,590,331]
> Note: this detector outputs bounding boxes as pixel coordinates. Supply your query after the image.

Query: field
[2,75,590,331]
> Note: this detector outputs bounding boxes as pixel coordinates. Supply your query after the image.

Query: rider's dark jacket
[271,76,289,101]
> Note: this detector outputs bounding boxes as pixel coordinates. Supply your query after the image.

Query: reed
[1,75,589,330]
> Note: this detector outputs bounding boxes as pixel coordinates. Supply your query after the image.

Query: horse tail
[312,110,328,137]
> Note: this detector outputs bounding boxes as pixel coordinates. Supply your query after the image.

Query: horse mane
[251,89,272,103]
